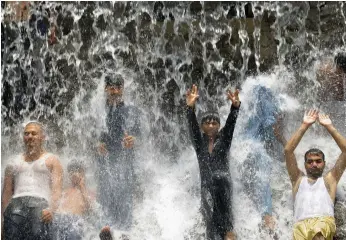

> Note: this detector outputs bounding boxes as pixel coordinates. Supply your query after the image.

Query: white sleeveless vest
[294,176,334,222]
[12,153,52,202]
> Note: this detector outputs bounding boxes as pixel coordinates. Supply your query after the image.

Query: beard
[307,168,323,178]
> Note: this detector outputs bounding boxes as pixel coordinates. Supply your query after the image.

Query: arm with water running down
[42,155,63,223]
[273,114,287,146]
[186,84,202,152]
[1,165,14,217]
[318,113,346,183]
[1,165,14,239]
[221,89,241,148]
[284,110,319,185]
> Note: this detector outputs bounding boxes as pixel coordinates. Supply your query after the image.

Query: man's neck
[307,175,322,182]
[25,148,45,162]
[107,97,124,107]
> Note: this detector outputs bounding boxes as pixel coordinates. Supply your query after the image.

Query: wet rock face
[1,2,346,154]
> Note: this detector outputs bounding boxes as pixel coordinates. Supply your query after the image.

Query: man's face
[304,153,325,178]
[201,119,220,137]
[69,170,84,186]
[105,84,123,98]
[23,124,45,150]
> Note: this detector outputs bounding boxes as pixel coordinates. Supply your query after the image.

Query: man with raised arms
[186,84,240,240]
[284,110,346,240]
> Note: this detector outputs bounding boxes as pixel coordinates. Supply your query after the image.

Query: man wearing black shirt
[186,84,240,240]
[96,74,141,234]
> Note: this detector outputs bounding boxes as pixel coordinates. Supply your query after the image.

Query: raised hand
[318,113,332,126]
[186,84,199,107]
[227,89,240,108]
[97,142,108,156]
[303,109,319,126]
[41,209,53,223]
[123,132,135,149]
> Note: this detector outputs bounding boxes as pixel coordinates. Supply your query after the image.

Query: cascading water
[1,2,345,240]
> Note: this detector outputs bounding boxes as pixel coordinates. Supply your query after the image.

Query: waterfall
[1,2,345,239]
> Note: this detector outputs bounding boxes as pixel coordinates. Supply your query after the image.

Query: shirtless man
[53,160,91,240]
[1,121,63,239]
[316,52,346,136]
[55,160,118,240]
[284,110,346,240]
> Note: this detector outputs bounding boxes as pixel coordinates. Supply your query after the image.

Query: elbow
[284,147,293,155]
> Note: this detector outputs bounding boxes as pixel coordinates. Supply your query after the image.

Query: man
[317,52,346,102]
[96,73,141,233]
[284,109,346,240]
[316,52,346,238]
[186,84,240,240]
[240,85,286,233]
[1,121,63,239]
[316,52,346,136]
[53,160,91,240]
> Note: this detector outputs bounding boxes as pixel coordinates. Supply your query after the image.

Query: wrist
[231,101,241,109]
[324,124,335,131]
[45,207,55,213]
[186,104,195,110]
[301,123,311,129]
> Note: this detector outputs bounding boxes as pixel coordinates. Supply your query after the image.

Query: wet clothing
[241,149,273,217]
[293,216,336,240]
[292,177,335,240]
[186,104,240,240]
[241,85,282,217]
[294,177,334,222]
[97,101,141,230]
[12,153,52,201]
[3,196,52,240]
[52,213,84,240]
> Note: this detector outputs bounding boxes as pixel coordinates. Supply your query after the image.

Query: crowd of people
[1,6,346,238]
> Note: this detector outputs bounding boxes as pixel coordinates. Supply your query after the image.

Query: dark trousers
[3,196,51,240]
[202,173,233,240]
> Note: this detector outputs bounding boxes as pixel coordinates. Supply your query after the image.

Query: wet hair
[304,148,325,162]
[24,121,46,136]
[334,52,346,73]
[105,74,124,87]
[67,160,85,173]
[200,111,220,125]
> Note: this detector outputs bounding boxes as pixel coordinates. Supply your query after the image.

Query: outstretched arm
[319,114,346,183]
[284,110,318,185]
[222,89,241,145]
[273,114,287,146]
[186,84,202,152]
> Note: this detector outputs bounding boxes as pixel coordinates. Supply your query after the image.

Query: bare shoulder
[292,174,304,196]
[324,172,338,188]
[45,153,62,169]
[4,164,15,175]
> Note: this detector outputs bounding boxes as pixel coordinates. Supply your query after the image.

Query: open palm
[186,84,199,107]
[303,109,318,125]
[318,113,332,126]
[227,89,240,108]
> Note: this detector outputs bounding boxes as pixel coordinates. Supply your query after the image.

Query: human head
[200,111,221,137]
[23,121,46,152]
[67,160,86,186]
[334,52,346,73]
[304,148,325,178]
[104,74,124,98]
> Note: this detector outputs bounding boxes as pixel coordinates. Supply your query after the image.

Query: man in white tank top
[284,110,346,240]
[1,121,63,240]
